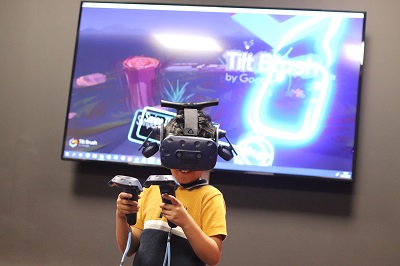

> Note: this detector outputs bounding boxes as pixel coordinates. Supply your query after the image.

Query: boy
[115,109,227,265]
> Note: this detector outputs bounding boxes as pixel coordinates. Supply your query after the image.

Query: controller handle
[159,183,175,205]
[160,183,177,228]
[108,175,143,225]
[143,175,180,228]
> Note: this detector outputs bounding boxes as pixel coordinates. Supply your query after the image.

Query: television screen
[62,2,366,181]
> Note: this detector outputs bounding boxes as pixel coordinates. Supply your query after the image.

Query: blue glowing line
[231,14,310,49]
[321,17,343,67]
[245,64,330,141]
[235,134,275,166]
[273,16,327,55]
[234,14,343,142]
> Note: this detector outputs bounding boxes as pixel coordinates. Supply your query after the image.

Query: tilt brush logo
[69,138,78,148]
[68,138,98,148]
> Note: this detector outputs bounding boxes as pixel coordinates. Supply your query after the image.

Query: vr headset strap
[183,108,198,136]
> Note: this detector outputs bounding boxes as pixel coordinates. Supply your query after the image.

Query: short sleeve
[200,190,227,240]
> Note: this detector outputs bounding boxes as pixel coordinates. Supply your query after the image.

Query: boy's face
[170,169,203,184]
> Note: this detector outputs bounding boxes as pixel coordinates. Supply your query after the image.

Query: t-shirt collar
[180,178,208,190]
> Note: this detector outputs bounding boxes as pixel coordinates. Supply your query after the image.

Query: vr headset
[138,99,237,171]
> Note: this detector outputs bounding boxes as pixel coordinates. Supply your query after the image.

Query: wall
[1,0,399,265]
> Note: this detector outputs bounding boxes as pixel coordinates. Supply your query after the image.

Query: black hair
[164,109,215,138]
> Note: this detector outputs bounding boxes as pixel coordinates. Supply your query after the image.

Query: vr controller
[143,175,180,228]
[108,175,143,225]
[139,99,237,171]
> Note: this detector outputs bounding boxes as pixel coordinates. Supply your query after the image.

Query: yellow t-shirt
[132,182,227,265]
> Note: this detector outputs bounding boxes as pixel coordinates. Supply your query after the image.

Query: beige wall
[1,0,399,265]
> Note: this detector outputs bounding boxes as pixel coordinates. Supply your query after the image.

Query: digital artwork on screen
[62,2,366,180]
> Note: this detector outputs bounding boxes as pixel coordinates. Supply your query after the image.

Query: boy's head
[139,99,235,171]
[160,108,219,171]
[164,109,215,139]
[163,109,216,183]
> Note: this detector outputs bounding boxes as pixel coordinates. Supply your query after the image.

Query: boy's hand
[160,194,190,227]
[116,192,140,219]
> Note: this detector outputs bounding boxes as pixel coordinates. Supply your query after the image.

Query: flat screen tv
[61,2,366,181]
